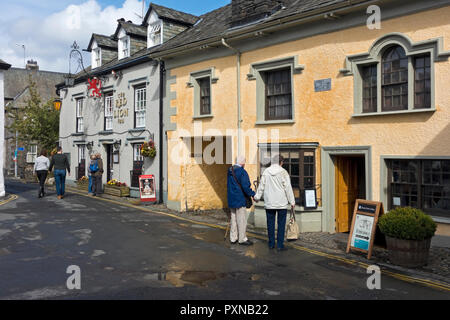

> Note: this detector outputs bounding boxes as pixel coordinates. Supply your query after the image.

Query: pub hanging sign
[88,77,102,98]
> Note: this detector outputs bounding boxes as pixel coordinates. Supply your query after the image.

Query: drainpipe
[158,60,165,204]
[221,38,242,158]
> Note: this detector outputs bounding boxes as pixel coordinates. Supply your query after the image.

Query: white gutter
[221,38,242,158]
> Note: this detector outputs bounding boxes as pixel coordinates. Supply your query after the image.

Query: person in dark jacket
[227,155,255,246]
[49,147,70,199]
[92,152,104,196]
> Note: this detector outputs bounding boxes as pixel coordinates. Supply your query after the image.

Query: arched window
[381,45,408,111]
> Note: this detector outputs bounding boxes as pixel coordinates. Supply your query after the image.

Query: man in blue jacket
[227,156,256,245]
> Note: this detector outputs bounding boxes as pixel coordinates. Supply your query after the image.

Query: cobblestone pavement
[65,187,450,286]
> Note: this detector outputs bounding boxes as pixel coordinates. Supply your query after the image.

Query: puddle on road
[145,270,225,288]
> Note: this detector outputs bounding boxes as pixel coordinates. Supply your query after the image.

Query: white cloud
[1,0,146,72]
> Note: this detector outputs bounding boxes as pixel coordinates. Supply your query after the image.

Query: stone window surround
[187,67,219,119]
[247,55,304,125]
[340,33,450,117]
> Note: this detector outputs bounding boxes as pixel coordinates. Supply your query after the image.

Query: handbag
[231,167,253,209]
[286,207,299,241]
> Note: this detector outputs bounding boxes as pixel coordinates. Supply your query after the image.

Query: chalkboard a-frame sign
[346,200,384,259]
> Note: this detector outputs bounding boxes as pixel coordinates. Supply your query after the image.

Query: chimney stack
[231,0,281,27]
[26,59,39,71]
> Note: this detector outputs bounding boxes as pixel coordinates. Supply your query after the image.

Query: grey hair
[271,154,284,165]
[235,155,246,165]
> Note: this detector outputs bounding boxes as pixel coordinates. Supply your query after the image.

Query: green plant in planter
[378,207,436,241]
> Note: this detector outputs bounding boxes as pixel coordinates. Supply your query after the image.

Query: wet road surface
[0,180,449,300]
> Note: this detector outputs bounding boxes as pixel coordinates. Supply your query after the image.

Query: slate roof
[149,0,356,55]
[0,59,11,70]
[87,34,118,52]
[114,19,147,39]
[147,3,199,26]
[4,68,66,103]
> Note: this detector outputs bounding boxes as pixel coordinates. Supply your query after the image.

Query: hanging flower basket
[141,140,157,158]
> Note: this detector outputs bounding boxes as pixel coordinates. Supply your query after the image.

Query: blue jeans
[54,169,66,196]
[88,175,93,193]
[266,209,287,249]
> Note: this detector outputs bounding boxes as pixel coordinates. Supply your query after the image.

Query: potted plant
[76,176,89,191]
[378,207,437,268]
[104,179,130,197]
[141,140,156,158]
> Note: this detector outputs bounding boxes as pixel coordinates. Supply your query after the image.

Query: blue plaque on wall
[314,78,332,92]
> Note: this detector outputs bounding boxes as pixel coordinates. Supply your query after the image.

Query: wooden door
[106,145,113,182]
[335,157,360,233]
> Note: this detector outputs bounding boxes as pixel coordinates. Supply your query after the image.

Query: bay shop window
[387,159,450,219]
[259,143,318,206]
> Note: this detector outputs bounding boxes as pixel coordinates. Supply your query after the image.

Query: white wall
[0,71,5,197]
[59,61,161,194]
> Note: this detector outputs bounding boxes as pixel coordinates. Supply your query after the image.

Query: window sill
[129,128,146,133]
[193,114,213,120]
[255,119,295,125]
[71,132,85,137]
[99,130,113,135]
[353,108,436,118]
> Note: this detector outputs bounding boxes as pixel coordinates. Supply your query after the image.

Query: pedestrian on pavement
[49,147,70,199]
[254,154,296,251]
[87,153,97,195]
[227,155,256,246]
[92,152,104,196]
[34,149,50,198]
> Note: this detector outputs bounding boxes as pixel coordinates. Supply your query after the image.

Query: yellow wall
[167,6,450,211]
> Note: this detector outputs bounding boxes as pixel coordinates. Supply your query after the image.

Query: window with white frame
[148,22,162,47]
[104,93,113,131]
[76,98,84,133]
[92,47,101,69]
[134,85,146,128]
[133,144,144,162]
[27,144,37,163]
[120,36,130,59]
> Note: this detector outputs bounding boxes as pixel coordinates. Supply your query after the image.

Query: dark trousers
[36,170,48,197]
[266,209,288,249]
[92,175,103,195]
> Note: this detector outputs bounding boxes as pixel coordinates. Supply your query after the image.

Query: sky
[0,0,230,73]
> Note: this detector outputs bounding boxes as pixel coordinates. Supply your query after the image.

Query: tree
[8,75,60,151]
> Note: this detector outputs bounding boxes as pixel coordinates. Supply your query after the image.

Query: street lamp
[53,98,62,111]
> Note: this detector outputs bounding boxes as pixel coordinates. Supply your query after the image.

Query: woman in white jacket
[254,154,296,251]
[34,149,50,198]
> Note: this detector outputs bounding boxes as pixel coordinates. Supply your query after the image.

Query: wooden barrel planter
[76,180,89,192]
[385,236,431,268]
[104,185,130,197]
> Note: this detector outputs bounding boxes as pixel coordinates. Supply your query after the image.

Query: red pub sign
[139,175,156,202]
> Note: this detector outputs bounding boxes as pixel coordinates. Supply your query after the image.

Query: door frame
[321,146,372,233]
[105,144,113,183]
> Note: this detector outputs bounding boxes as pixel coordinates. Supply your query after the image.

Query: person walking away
[88,154,97,195]
[92,152,104,196]
[34,149,50,198]
[49,147,70,199]
[254,155,295,251]
[227,155,255,246]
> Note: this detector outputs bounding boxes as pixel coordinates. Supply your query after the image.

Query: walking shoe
[239,240,254,246]
[230,240,238,245]
[57,195,62,200]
